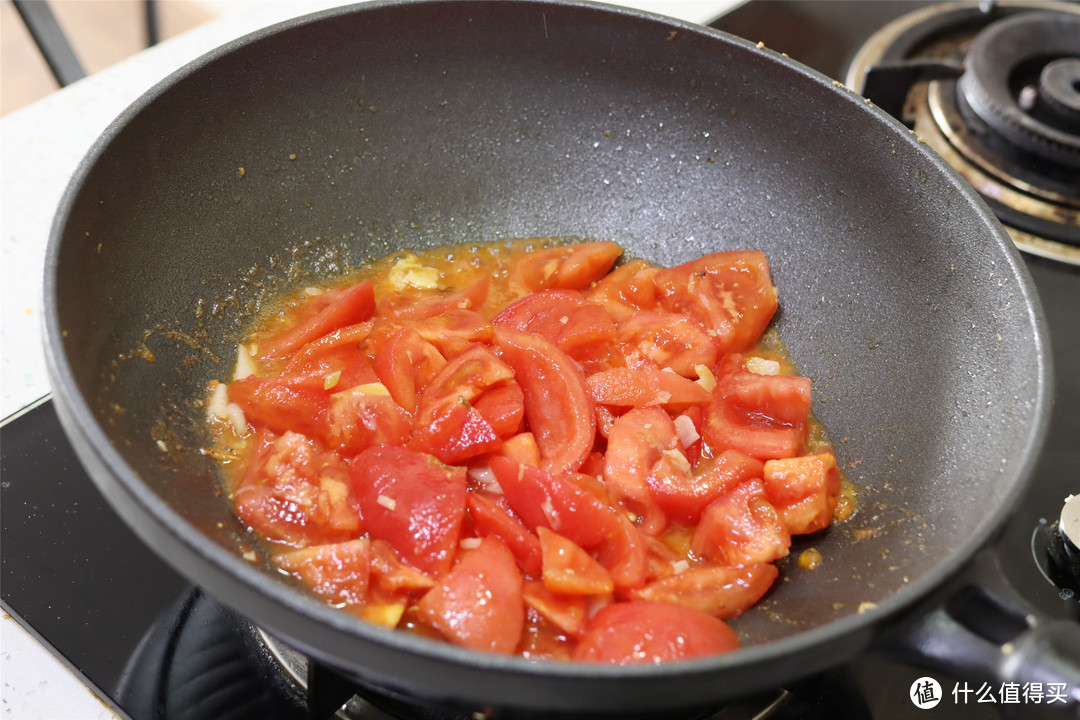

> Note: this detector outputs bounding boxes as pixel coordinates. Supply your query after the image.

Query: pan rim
[40,0,1054,706]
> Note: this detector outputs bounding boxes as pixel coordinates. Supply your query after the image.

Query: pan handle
[876,549,1080,719]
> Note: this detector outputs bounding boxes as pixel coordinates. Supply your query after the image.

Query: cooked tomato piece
[233,432,359,546]
[512,241,623,292]
[585,259,660,320]
[325,383,411,456]
[418,344,515,408]
[762,453,841,535]
[522,580,588,638]
[259,280,376,359]
[538,527,614,596]
[648,449,765,526]
[703,354,812,461]
[228,375,329,439]
[690,479,791,565]
[379,277,489,320]
[409,395,502,464]
[467,492,543,577]
[493,290,619,369]
[631,564,778,619]
[373,326,446,413]
[594,513,649,592]
[602,407,679,535]
[585,366,710,410]
[416,536,524,654]
[617,311,720,377]
[489,456,621,549]
[368,539,436,593]
[498,432,542,467]
[411,308,494,358]
[653,250,777,353]
[282,344,380,393]
[472,382,525,438]
[492,327,595,475]
[572,601,739,664]
[349,444,466,577]
[274,538,371,607]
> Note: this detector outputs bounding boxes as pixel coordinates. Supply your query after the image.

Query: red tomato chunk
[207,239,850,663]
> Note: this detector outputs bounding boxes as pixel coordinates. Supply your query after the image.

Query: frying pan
[41,0,1077,716]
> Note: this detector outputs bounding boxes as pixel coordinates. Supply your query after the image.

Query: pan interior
[46,0,1046,701]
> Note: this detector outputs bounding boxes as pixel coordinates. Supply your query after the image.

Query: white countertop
[0,2,741,717]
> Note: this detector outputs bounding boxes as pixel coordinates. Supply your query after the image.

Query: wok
[42,0,1076,716]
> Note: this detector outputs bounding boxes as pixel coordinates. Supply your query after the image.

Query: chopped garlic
[208,381,230,421]
[459,538,483,549]
[233,343,257,380]
[324,370,342,390]
[673,414,700,447]
[694,364,717,392]
[226,402,248,436]
[746,356,781,375]
[388,254,444,290]
[376,494,397,510]
[356,382,390,395]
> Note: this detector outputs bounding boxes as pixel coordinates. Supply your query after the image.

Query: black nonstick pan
[41,0,1078,717]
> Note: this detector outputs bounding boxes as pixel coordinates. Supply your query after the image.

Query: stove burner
[846,1,1080,266]
[959,12,1080,167]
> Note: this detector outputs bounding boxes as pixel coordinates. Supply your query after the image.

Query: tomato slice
[259,280,376,359]
[512,241,623,292]
[489,456,621,549]
[373,327,446,413]
[616,311,720,377]
[631,563,778,619]
[493,290,618,370]
[472,383,525,438]
[602,406,679,535]
[585,259,660,321]
[762,453,841,535]
[585,366,710,410]
[379,277,490,320]
[572,601,739,664]
[538,527,614,596]
[648,449,765,526]
[703,354,812,461]
[233,432,359,546]
[409,395,502,464]
[325,383,411,456]
[467,492,543,577]
[412,308,494,358]
[522,580,588,638]
[690,479,791,565]
[228,375,329,439]
[492,327,595,475]
[368,539,436,593]
[349,444,466,577]
[653,251,777,353]
[416,536,524,654]
[594,514,649,592]
[273,539,371,607]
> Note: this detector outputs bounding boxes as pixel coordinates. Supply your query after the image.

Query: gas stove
[2,2,1078,719]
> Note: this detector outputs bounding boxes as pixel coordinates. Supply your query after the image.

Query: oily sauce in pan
[205,239,849,664]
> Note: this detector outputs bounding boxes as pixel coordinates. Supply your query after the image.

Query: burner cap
[958,11,1080,167]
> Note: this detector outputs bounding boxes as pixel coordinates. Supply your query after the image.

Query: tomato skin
[703,355,812,461]
[653,251,777,353]
[260,280,376,359]
[492,327,596,476]
[349,444,466,577]
[691,479,791,565]
[631,563,778,619]
[417,536,524,654]
[489,456,621,549]
[274,538,371,607]
[572,601,739,664]
[762,453,841,535]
